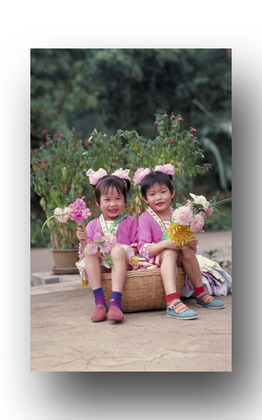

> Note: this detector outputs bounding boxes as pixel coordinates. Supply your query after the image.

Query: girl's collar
[146,206,175,234]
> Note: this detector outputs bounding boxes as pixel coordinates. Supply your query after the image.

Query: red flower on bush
[154,122,158,126]
[42,129,48,136]
[169,140,175,144]
[171,116,176,121]
[190,128,196,134]
[74,141,78,147]
[38,164,48,171]
[53,156,58,161]
[162,114,168,118]
[54,133,63,139]
[85,140,92,146]
[45,142,50,146]
[178,117,184,123]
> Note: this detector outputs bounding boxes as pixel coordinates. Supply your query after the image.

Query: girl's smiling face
[144,182,175,216]
[96,186,125,221]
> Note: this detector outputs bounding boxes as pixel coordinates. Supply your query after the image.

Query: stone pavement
[30,230,232,372]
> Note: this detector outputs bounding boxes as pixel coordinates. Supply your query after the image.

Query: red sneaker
[107,306,124,321]
[90,305,107,322]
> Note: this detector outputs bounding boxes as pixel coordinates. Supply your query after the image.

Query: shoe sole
[108,317,123,321]
[167,314,198,320]
[91,315,107,322]
[196,304,225,310]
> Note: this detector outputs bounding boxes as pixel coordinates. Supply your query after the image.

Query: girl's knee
[180,246,196,261]
[160,248,177,262]
[111,246,126,261]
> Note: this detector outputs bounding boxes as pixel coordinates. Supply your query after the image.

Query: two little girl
[76,164,225,323]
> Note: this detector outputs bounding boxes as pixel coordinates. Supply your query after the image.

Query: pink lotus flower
[191,214,205,232]
[133,167,151,185]
[88,244,99,255]
[87,231,116,263]
[173,206,193,226]
[68,197,91,225]
[54,207,71,223]
[104,232,116,248]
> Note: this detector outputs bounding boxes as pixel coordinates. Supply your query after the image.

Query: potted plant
[31,118,91,272]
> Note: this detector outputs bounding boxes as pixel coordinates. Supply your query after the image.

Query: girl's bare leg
[159,249,178,294]
[110,246,130,293]
[107,246,130,321]
[84,249,107,291]
[178,246,203,288]
[160,249,197,317]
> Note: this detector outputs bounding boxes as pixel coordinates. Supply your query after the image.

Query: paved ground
[30,230,232,372]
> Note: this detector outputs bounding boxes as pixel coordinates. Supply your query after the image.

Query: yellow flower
[167,223,194,246]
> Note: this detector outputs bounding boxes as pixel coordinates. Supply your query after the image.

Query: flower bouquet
[41,196,91,240]
[85,232,117,268]
[162,192,232,250]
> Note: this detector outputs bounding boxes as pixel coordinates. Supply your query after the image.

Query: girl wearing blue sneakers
[133,164,225,320]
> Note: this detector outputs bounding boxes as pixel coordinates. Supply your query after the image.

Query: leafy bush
[31,113,218,248]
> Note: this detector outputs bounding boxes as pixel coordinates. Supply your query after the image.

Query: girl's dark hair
[141,171,174,199]
[94,175,130,204]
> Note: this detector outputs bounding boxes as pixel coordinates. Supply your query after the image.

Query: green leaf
[50,187,62,207]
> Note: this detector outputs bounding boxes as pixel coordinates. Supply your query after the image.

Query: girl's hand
[186,236,198,248]
[163,238,183,251]
[184,236,198,253]
[76,224,87,243]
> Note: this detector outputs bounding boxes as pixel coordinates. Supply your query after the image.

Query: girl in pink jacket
[76,168,138,323]
[133,164,225,320]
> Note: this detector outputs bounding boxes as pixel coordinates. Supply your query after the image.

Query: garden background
[30,48,232,248]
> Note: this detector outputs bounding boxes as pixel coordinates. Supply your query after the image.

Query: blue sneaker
[166,301,198,320]
[196,293,225,309]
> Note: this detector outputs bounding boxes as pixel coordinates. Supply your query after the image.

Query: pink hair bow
[86,168,108,185]
[154,164,175,175]
[111,168,130,181]
[133,167,151,185]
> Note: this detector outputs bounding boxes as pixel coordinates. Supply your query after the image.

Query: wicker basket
[101,267,184,313]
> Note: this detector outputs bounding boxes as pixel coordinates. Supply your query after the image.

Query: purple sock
[109,291,122,310]
[93,287,106,308]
